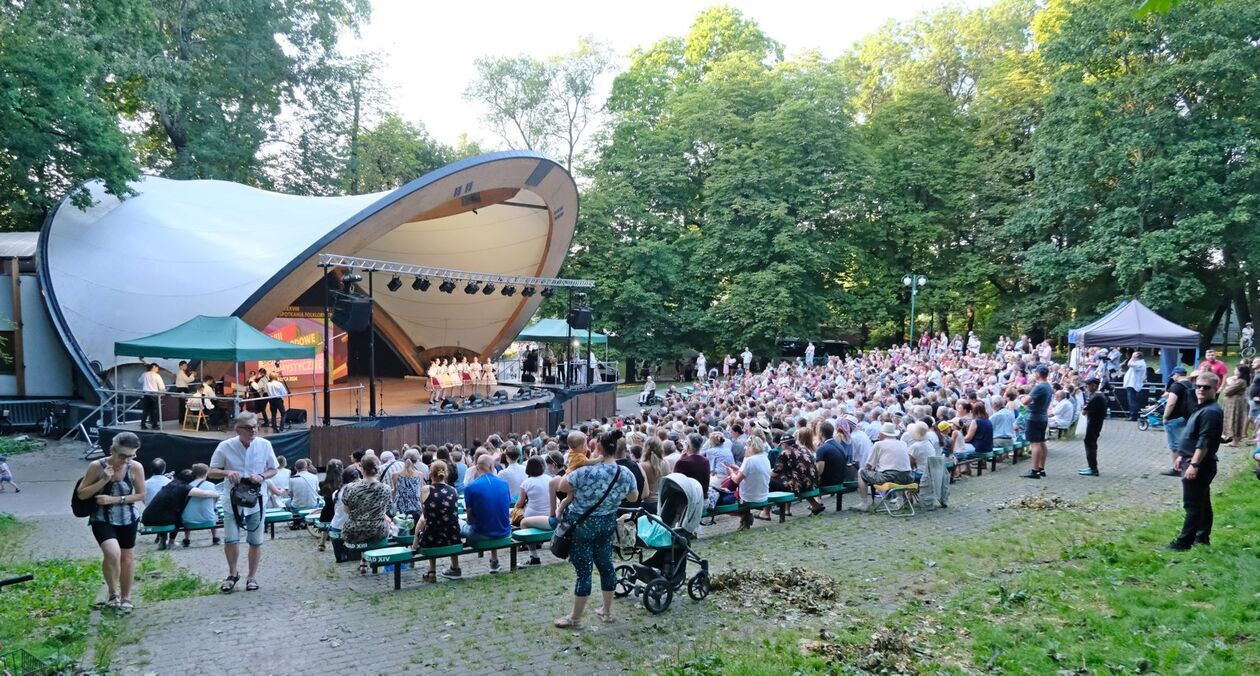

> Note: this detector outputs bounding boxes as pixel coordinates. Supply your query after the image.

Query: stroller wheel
[1137,418,1149,432]
[687,570,710,601]
[614,564,636,598]
[642,578,673,614]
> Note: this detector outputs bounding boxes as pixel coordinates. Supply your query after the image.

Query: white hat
[880,422,898,438]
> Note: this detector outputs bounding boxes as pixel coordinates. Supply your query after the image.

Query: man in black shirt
[1160,367,1196,477]
[1078,378,1108,476]
[1166,373,1223,551]
[1021,365,1053,479]
[814,421,850,487]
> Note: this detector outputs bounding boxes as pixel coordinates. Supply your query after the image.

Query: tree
[0,0,141,231]
[465,37,614,172]
[1019,0,1260,335]
[120,0,370,185]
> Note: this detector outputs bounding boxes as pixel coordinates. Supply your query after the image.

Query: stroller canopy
[658,473,705,535]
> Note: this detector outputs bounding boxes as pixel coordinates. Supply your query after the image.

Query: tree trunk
[1232,287,1251,325]
[1202,300,1228,350]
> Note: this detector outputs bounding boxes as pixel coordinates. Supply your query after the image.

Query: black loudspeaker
[284,409,307,425]
[566,306,592,330]
[543,375,558,385]
[493,389,509,399]
[331,293,372,332]
[441,397,460,410]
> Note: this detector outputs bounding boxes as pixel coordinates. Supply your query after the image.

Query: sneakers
[181,538,191,548]
[212,537,222,545]
[526,556,542,566]
[489,559,501,573]
[1160,468,1180,477]
[1078,468,1099,476]
[1162,542,1191,552]
[440,567,462,579]
[1020,470,1043,479]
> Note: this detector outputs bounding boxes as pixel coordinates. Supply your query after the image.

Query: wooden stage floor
[111,376,523,439]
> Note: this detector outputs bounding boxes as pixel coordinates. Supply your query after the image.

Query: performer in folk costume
[483,359,497,395]
[456,356,471,398]
[469,357,484,397]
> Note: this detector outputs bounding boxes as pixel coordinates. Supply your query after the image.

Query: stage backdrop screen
[245,308,347,385]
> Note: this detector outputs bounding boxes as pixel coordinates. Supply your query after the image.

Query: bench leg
[976,459,984,476]
[268,522,275,540]
[777,503,787,524]
[394,563,402,590]
[510,546,517,572]
[834,492,842,512]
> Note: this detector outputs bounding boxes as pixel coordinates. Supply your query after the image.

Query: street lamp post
[902,274,928,345]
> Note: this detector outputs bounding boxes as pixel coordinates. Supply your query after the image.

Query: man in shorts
[209,412,277,593]
[1021,365,1053,479]
[853,422,913,511]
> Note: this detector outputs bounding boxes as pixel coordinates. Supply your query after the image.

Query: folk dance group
[428,356,498,403]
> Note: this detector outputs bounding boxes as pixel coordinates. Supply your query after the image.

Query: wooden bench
[364,534,522,589]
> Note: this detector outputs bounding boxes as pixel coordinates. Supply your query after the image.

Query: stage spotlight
[540,287,555,298]
[521,286,536,297]
[439,280,456,294]
[386,275,403,292]
[412,276,431,291]
[501,285,516,296]
[341,271,363,289]
[482,283,496,295]
[464,281,481,294]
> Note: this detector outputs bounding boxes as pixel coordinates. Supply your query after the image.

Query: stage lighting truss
[317,254,594,299]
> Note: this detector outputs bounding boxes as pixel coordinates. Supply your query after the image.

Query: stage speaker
[441,397,460,410]
[331,293,372,332]
[283,409,307,425]
[543,375,558,385]
[566,306,592,330]
[521,373,536,383]
[493,389,509,400]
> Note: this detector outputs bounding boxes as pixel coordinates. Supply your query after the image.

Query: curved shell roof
[39,150,578,385]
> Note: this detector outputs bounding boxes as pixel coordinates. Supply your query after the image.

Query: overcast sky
[349,0,993,147]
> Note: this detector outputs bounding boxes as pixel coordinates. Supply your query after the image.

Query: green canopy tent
[115,315,315,361]
[515,318,608,345]
[515,318,611,385]
[114,315,316,429]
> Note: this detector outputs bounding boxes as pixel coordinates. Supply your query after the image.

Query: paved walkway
[0,419,1243,674]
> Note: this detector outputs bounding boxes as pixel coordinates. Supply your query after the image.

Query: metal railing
[95,383,366,431]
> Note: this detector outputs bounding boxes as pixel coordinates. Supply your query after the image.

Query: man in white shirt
[174,361,196,422]
[264,374,288,430]
[638,376,656,405]
[741,347,753,373]
[209,412,278,593]
[496,446,527,500]
[695,352,707,382]
[287,459,321,511]
[1122,351,1148,421]
[804,342,816,366]
[854,423,914,511]
[138,363,166,430]
[1050,391,1075,430]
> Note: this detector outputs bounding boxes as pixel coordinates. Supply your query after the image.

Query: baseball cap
[1172,366,1187,375]
[1084,377,1100,385]
[1035,365,1050,376]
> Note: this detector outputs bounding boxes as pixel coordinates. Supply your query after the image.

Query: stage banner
[246,307,348,384]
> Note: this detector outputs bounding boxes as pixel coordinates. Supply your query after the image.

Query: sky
[349,0,994,147]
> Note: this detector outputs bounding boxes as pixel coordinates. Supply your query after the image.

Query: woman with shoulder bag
[76,432,146,613]
[552,429,638,629]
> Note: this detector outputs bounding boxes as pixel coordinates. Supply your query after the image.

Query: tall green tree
[0,0,142,231]
[1019,0,1260,334]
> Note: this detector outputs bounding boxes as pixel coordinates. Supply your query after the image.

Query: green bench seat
[820,481,858,511]
[362,546,413,565]
[798,488,821,499]
[511,528,553,544]
[365,537,524,589]
[471,536,513,551]
[139,524,176,535]
[767,491,795,522]
[418,543,464,558]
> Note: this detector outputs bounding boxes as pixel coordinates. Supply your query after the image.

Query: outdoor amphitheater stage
[97,379,618,472]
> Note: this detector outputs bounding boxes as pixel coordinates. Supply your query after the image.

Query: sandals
[317,542,326,552]
[810,505,827,516]
[753,514,771,521]
[594,607,614,623]
[554,615,582,629]
[220,575,240,593]
[422,571,437,583]
[245,578,259,592]
[118,598,134,613]
[358,561,368,576]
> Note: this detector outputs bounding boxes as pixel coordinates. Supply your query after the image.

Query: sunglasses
[1194,384,1215,390]
[236,424,258,431]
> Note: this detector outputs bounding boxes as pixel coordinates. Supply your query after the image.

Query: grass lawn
[0,514,214,672]
[658,462,1260,674]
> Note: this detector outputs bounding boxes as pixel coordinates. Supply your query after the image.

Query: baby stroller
[614,473,710,614]
[1136,395,1167,431]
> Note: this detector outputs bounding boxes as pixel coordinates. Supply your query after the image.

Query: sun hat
[879,422,898,438]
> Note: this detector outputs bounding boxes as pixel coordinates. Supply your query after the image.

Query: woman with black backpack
[74,432,146,613]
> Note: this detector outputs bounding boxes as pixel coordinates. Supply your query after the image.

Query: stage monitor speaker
[331,293,372,332]
[441,396,460,410]
[566,306,592,330]
[493,389,509,400]
[283,409,307,425]
[543,375,558,385]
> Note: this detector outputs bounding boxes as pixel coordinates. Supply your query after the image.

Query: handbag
[550,466,621,560]
[230,479,263,532]
[509,505,524,527]
[71,459,112,518]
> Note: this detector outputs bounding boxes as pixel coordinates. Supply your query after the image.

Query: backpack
[71,459,107,518]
